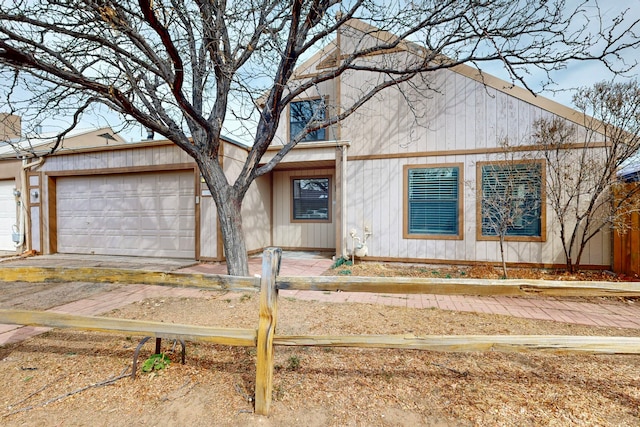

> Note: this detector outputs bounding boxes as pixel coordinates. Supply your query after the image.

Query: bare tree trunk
[499,235,508,279]
[216,194,250,276]
[198,157,250,276]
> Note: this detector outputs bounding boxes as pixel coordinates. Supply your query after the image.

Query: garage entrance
[55,171,196,258]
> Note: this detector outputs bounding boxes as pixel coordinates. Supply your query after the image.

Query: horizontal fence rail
[276,275,640,297]
[273,334,640,354]
[0,266,260,292]
[1,248,639,416]
[2,266,639,297]
[0,309,256,347]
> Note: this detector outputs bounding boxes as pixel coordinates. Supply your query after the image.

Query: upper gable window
[289,98,326,142]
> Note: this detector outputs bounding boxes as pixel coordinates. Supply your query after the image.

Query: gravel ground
[0,285,639,426]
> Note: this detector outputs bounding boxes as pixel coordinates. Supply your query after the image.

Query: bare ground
[0,265,639,426]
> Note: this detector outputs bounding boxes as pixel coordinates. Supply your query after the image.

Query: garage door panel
[122,197,140,210]
[0,180,17,251]
[57,171,195,258]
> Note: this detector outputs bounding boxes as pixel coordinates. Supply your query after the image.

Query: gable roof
[292,18,586,128]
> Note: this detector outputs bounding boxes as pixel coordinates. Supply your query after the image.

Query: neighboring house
[0,115,126,253]
[5,20,615,269]
[619,162,640,183]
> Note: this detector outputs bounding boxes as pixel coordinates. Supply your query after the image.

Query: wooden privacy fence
[1,247,640,415]
[613,182,640,277]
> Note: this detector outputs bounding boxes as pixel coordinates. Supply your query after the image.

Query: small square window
[292,178,330,221]
[290,99,326,142]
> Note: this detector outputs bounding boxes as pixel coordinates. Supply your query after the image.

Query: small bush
[331,257,348,269]
[287,355,301,370]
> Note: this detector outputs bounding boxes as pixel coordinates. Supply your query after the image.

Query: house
[261,19,610,269]
[7,20,613,269]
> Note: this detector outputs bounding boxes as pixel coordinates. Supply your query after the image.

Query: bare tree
[534,80,640,272]
[476,143,543,278]
[0,1,638,275]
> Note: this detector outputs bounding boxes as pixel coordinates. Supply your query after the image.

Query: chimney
[0,113,21,141]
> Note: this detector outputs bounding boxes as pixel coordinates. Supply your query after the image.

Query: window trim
[290,176,332,223]
[403,163,464,240]
[288,97,329,142]
[476,159,547,242]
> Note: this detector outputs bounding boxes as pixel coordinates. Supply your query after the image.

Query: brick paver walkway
[1,255,639,345]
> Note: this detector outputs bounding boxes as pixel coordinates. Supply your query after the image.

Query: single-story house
[3,20,615,269]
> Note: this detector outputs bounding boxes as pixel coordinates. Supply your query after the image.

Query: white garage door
[0,180,17,251]
[56,171,196,258]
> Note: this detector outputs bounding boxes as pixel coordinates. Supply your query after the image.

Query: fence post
[254,247,282,415]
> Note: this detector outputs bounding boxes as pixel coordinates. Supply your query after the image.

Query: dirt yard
[0,264,639,426]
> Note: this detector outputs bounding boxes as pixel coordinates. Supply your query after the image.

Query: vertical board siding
[345,152,610,266]
[40,145,194,173]
[241,175,271,253]
[199,197,217,259]
[336,62,611,267]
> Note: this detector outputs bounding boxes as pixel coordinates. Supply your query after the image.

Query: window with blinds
[292,177,330,221]
[481,163,542,237]
[407,166,459,235]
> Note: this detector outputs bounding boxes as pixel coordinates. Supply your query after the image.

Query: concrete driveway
[0,253,200,271]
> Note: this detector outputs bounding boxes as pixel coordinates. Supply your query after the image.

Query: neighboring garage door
[56,171,196,258]
[0,180,17,251]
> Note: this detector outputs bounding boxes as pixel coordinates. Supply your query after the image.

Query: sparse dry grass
[0,278,639,426]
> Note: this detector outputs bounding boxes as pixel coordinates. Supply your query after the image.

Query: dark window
[407,166,459,235]
[481,163,542,237]
[292,178,330,221]
[290,99,326,141]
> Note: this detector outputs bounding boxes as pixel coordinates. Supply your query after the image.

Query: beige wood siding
[265,26,612,267]
[272,82,338,146]
[242,175,271,252]
[222,142,271,253]
[199,196,218,259]
[272,169,335,249]
[39,144,194,173]
[345,154,610,266]
[340,69,559,158]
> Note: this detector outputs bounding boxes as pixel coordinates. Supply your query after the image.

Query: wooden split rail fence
[1,248,640,415]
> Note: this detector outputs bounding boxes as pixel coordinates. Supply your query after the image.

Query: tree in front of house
[477,148,543,278]
[535,80,640,273]
[1,1,639,275]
